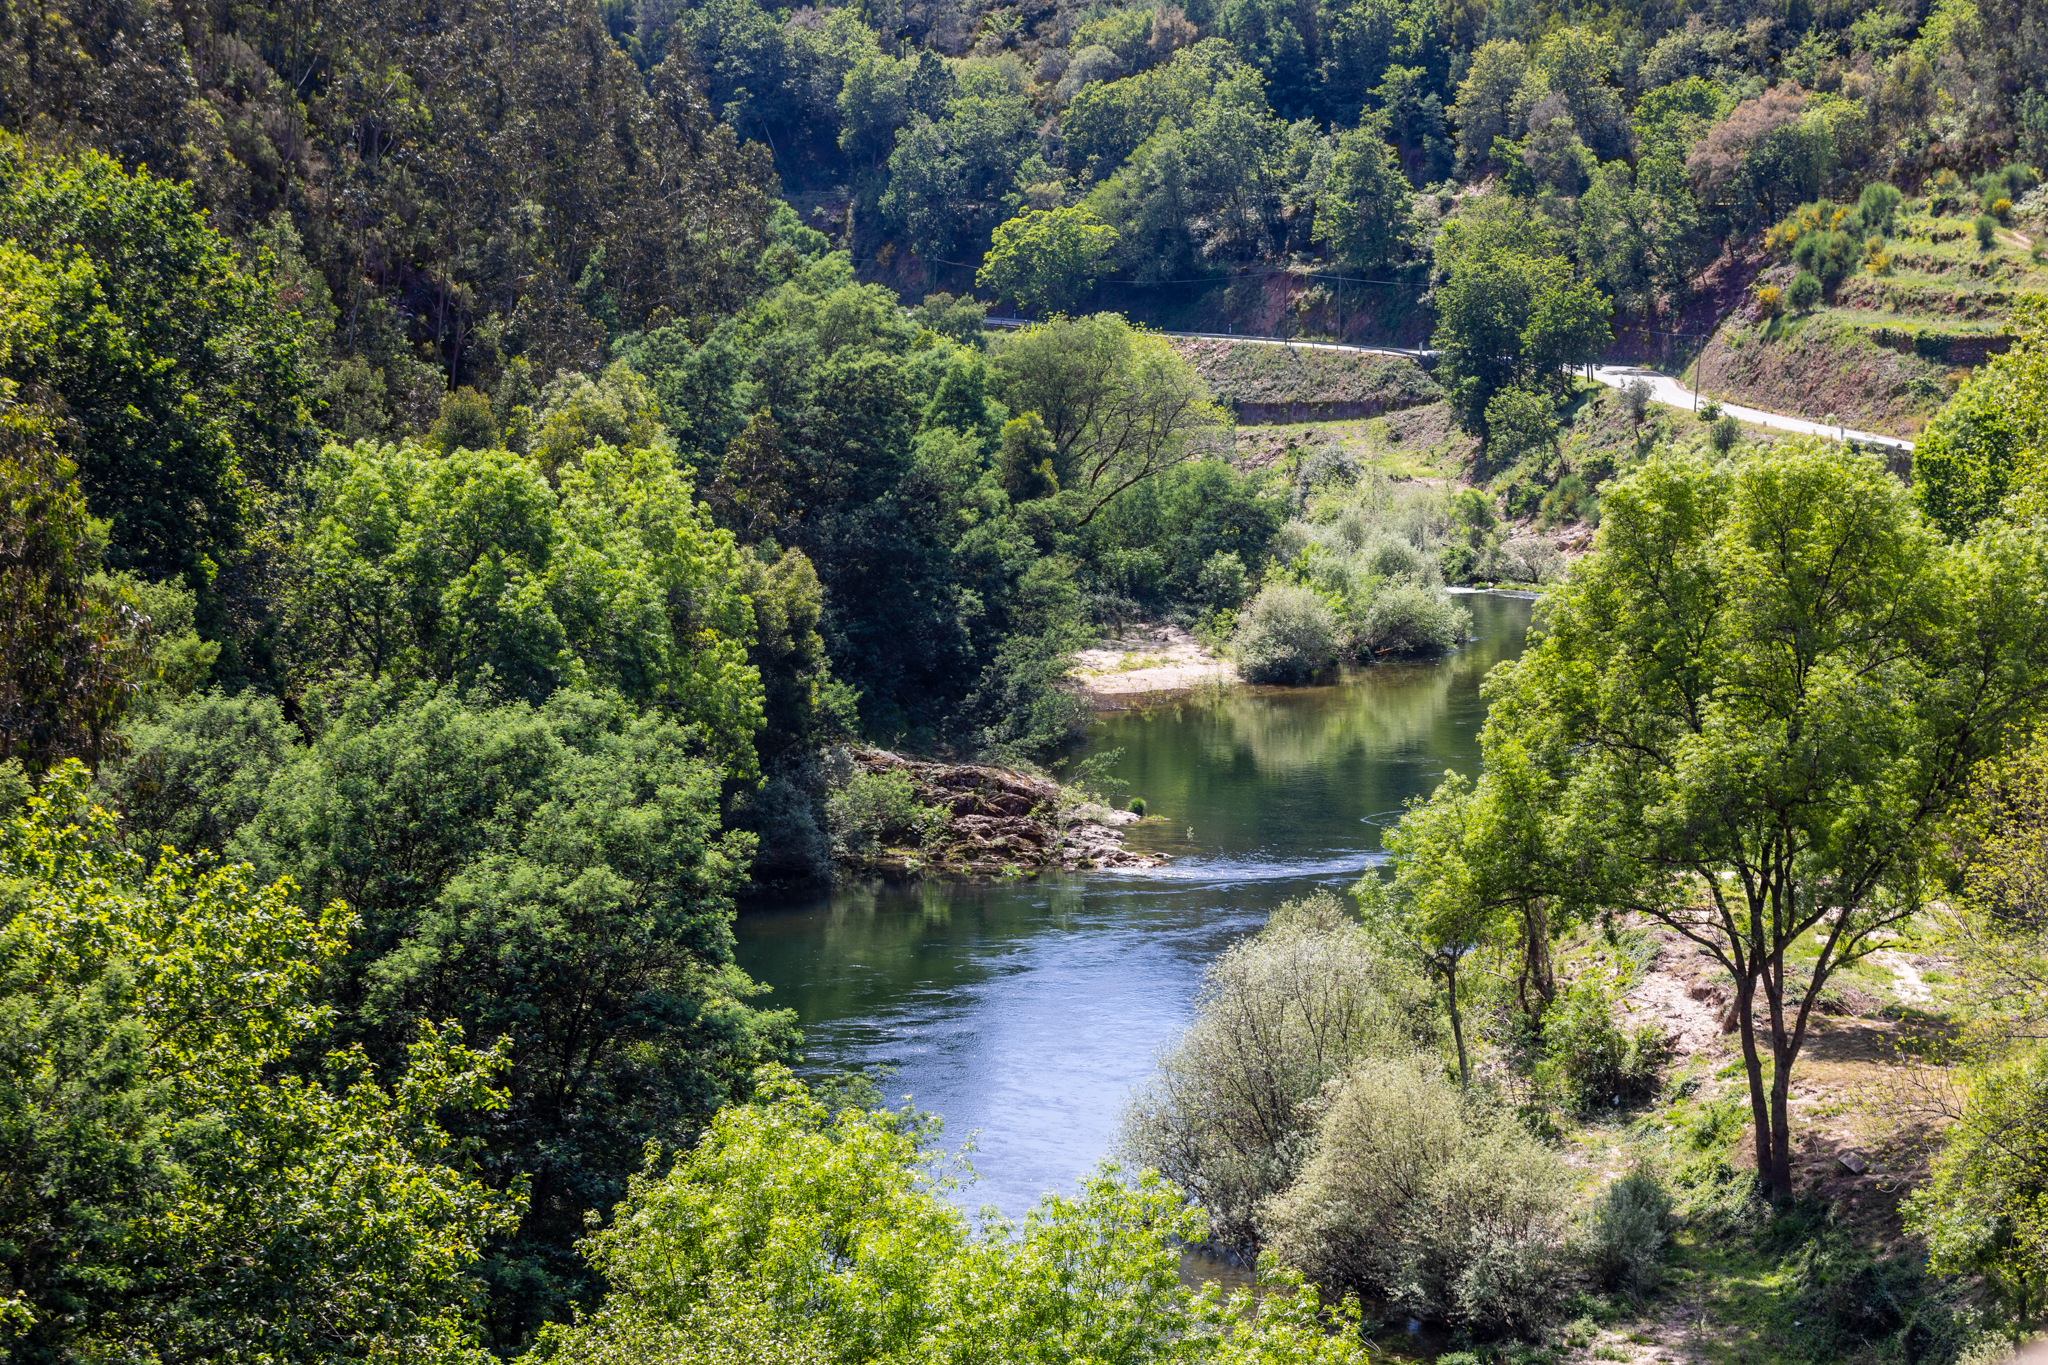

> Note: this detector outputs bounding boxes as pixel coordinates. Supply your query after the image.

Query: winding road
[984,318,1916,453]
[1589,363,1913,452]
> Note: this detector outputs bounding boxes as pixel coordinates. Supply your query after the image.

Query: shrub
[1753,284,1783,317]
[1127,796,1146,815]
[1359,533,1429,582]
[1233,584,1339,684]
[1264,1058,1576,1337]
[1483,383,1560,473]
[1438,542,1479,583]
[1710,415,1743,454]
[1620,377,1654,423]
[1486,535,1563,583]
[1196,549,1249,608]
[1857,181,1903,234]
[1787,271,1824,311]
[1585,1168,1673,1297]
[1535,977,1668,1113]
[1538,473,1594,527]
[1121,894,1434,1253]
[1925,168,1965,214]
[1355,580,1471,657]
[1975,213,1999,248]
[1991,198,2013,223]
[1696,398,1723,422]
[825,765,945,859]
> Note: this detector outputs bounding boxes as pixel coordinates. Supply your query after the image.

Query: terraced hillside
[1691,195,2048,438]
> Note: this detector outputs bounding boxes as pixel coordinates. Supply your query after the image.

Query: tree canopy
[1451,439,2048,1199]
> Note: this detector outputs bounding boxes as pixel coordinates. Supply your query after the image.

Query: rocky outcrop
[845,748,1166,876]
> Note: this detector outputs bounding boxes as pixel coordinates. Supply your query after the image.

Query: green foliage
[1313,121,1413,271]
[283,435,764,774]
[1231,583,1339,683]
[0,764,520,1364]
[115,683,796,1340]
[0,138,314,583]
[1262,1055,1576,1336]
[1976,214,2001,249]
[977,207,1120,316]
[1911,298,2048,537]
[825,765,946,860]
[1483,383,1560,472]
[0,406,156,772]
[1465,438,2048,1198]
[1585,1168,1673,1298]
[1433,197,1612,432]
[1709,414,1743,454]
[431,387,502,455]
[1533,976,1667,1113]
[1121,892,1434,1252]
[529,1067,1374,1365]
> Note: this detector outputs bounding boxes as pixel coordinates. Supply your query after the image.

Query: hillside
[1686,194,2048,438]
[1172,338,1441,422]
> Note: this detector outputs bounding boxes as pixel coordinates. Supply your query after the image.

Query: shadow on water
[734,592,1537,1224]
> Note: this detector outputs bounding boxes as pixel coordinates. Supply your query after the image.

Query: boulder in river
[844,747,1166,876]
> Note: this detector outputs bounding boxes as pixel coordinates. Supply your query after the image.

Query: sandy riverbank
[1071,624,1236,705]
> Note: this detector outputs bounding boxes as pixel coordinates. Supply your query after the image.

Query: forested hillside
[3,0,2048,1359]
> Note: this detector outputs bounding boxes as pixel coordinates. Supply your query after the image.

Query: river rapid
[734,591,1535,1218]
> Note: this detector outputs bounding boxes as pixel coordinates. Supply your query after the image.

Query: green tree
[1466,440,2048,1200]
[1313,121,1413,271]
[1061,41,1240,180]
[0,139,313,584]
[1911,297,2048,537]
[1448,40,1527,175]
[1215,0,1312,117]
[988,314,1229,527]
[882,75,1035,264]
[1906,730,2048,1327]
[525,1066,1375,1365]
[1431,197,1612,431]
[209,684,794,1345]
[283,437,764,774]
[0,386,152,770]
[977,207,1121,316]
[1905,1050,2048,1329]
[0,764,520,1363]
[1577,159,1706,321]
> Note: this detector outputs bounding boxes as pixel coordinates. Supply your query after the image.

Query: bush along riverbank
[826,747,1162,877]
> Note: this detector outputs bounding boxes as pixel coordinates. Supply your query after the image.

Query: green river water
[734,590,1536,1218]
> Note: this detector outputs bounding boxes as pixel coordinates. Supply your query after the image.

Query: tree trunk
[1445,958,1470,1088]
[1768,1042,1796,1200]
[1516,899,1554,1025]
[1734,972,1779,1193]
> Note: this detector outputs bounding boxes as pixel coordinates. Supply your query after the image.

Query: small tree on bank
[1468,440,2048,1200]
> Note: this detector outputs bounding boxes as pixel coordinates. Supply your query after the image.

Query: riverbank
[1071,624,1237,706]
[841,747,1166,876]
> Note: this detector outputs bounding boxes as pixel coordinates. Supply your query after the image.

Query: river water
[734,591,1535,1218]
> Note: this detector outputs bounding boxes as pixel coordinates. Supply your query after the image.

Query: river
[734,590,1535,1219]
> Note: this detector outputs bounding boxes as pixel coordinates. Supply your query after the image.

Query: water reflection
[734,592,1534,1218]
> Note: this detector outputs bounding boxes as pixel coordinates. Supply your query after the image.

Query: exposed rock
[844,747,1167,876]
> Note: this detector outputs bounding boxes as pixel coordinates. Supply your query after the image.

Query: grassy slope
[1528,923,1969,1365]
[1175,338,1442,408]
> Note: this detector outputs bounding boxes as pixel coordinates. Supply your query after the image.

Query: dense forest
[2,0,2048,1358]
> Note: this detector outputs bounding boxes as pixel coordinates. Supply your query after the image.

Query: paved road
[983,320,1915,452]
[1590,364,1914,452]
